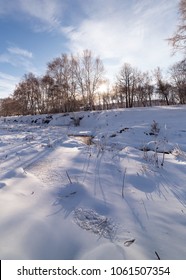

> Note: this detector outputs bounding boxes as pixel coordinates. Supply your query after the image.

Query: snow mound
[73,208,118,240]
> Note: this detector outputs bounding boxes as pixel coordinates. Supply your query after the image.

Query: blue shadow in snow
[127,174,156,193]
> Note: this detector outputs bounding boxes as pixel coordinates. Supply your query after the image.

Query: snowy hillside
[0,105,186,260]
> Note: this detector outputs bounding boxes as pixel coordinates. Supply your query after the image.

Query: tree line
[0,50,105,116]
[1,55,185,116]
[0,0,185,116]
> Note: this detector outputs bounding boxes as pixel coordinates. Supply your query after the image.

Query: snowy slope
[0,105,186,260]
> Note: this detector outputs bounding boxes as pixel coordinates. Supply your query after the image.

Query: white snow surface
[0,105,186,260]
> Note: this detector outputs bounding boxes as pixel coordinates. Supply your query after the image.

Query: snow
[0,105,186,260]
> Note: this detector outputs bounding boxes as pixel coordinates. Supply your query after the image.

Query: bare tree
[25,73,41,115]
[13,82,29,115]
[12,73,41,115]
[154,67,173,105]
[47,54,81,113]
[39,75,55,113]
[67,55,80,112]
[135,71,154,107]
[0,97,20,116]
[168,0,186,54]
[47,54,71,113]
[116,63,139,108]
[10,51,104,115]
[74,50,105,110]
[169,59,186,104]
[110,85,121,108]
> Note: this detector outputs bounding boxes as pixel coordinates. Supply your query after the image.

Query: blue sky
[0,0,183,98]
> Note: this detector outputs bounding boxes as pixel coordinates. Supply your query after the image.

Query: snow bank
[0,105,186,259]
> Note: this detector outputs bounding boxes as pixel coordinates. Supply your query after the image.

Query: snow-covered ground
[0,106,186,260]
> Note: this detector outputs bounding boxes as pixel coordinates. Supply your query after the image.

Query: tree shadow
[160,168,186,207]
[50,183,90,218]
[126,173,156,193]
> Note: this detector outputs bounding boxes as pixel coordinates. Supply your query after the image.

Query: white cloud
[0,45,37,97]
[7,47,33,58]
[63,0,182,78]
[0,0,182,87]
[65,17,144,58]
[0,53,11,64]
[0,0,64,32]
[0,72,19,98]
[0,45,37,74]
[18,0,64,32]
